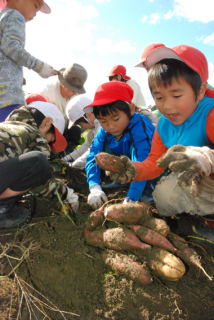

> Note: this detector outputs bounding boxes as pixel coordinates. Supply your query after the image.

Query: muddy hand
[106,155,137,184]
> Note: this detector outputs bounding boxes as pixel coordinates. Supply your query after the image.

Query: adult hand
[39,63,59,78]
[64,187,79,213]
[157,145,214,196]
[105,155,137,184]
[88,185,108,210]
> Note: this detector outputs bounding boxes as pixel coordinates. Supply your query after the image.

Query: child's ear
[40,117,53,128]
[197,82,207,101]
[129,103,135,115]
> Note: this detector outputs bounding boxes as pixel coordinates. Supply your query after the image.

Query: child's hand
[88,185,108,209]
[106,155,137,184]
[39,63,59,78]
[64,187,79,213]
[157,145,214,196]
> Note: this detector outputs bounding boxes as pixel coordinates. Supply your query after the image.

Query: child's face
[39,117,55,144]
[17,0,42,22]
[151,77,204,125]
[97,109,132,138]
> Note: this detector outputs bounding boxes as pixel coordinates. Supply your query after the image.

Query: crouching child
[83,81,155,210]
[0,101,79,228]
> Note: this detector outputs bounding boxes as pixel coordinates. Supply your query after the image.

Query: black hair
[148,59,202,99]
[75,116,88,125]
[93,100,132,119]
[29,108,55,134]
[109,75,127,82]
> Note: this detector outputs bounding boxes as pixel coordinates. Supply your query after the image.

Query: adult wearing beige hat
[39,63,88,155]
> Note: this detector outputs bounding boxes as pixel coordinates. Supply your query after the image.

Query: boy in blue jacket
[83,81,155,209]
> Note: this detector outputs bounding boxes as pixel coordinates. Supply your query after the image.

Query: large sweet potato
[86,227,151,255]
[147,247,186,281]
[102,251,153,285]
[104,202,151,225]
[95,152,125,172]
[85,205,105,231]
[129,225,177,253]
[144,218,170,237]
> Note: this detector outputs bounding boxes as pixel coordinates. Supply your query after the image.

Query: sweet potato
[129,225,177,253]
[168,232,213,281]
[86,227,151,255]
[84,227,91,238]
[85,205,105,231]
[147,247,186,281]
[144,218,170,237]
[102,251,153,285]
[104,202,151,224]
[95,152,125,173]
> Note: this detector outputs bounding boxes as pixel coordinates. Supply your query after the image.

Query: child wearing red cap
[0,0,58,122]
[108,44,214,241]
[0,101,79,229]
[83,81,155,210]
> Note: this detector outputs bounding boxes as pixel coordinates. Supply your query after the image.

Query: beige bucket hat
[58,63,87,94]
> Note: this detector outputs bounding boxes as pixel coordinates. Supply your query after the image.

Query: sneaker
[192,222,214,242]
[101,181,130,189]
[0,206,31,229]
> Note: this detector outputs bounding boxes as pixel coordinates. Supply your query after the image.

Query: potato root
[147,247,186,281]
[95,152,125,173]
[102,251,153,285]
[104,202,151,225]
[144,218,170,237]
[86,227,151,255]
[129,225,177,253]
[86,205,105,231]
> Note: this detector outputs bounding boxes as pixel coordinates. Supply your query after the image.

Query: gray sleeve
[1,10,44,73]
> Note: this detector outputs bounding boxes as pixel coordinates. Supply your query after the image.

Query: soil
[0,167,214,320]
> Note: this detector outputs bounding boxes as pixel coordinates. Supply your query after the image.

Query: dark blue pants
[0,104,22,122]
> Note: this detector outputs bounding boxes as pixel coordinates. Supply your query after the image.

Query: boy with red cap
[107,64,147,109]
[83,81,155,210]
[0,0,58,121]
[107,44,214,241]
[0,101,79,229]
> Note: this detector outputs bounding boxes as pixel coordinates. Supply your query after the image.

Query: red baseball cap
[145,44,208,83]
[135,43,166,68]
[83,82,134,113]
[0,0,51,13]
[26,93,47,105]
[106,65,131,80]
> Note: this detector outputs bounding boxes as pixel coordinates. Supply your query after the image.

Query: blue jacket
[85,112,155,201]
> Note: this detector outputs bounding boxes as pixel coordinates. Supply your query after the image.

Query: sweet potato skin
[147,247,186,281]
[95,152,125,172]
[102,251,153,285]
[86,227,151,255]
[144,218,170,237]
[104,202,151,224]
[86,205,105,231]
[129,225,177,253]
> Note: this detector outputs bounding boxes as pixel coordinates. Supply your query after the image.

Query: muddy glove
[157,145,214,197]
[105,155,137,184]
[123,197,135,204]
[88,185,108,210]
[64,187,79,213]
[39,63,59,78]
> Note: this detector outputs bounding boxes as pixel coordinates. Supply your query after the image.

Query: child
[0,0,58,121]
[0,101,79,228]
[61,94,101,169]
[107,65,147,109]
[107,44,214,241]
[83,81,155,210]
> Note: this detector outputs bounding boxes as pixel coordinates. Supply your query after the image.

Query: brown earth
[0,166,214,320]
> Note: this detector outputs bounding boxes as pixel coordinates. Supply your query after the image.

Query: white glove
[88,185,108,210]
[39,63,59,78]
[123,197,135,204]
[70,157,86,170]
[157,145,214,196]
[61,154,74,163]
[64,187,79,213]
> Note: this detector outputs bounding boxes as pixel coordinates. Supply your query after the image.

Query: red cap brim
[50,127,67,152]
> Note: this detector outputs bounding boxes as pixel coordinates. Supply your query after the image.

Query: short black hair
[93,100,132,119]
[75,116,88,125]
[148,59,202,99]
[109,75,127,82]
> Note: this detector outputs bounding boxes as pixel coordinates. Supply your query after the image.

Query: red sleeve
[132,127,168,181]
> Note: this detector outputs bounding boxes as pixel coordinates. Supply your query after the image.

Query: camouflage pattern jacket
[0,106,67,200]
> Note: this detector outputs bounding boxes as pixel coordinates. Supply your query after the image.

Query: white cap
[66,95,92,129]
